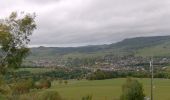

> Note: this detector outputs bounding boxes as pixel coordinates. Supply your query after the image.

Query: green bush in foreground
[40,91,63,100]
[18,94,40,100]
[17,91,63,100]
[11,79,34,95]
[34,79,51,89]
[120,78,145,100]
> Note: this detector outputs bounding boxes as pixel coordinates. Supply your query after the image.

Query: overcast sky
[0,0,170,47]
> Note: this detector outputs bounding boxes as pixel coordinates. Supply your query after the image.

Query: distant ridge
[28,35,170,59]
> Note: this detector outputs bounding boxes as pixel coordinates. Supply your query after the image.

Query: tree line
[87,69,170,80]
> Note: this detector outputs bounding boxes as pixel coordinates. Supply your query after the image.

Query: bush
[11,79,34,95]
[42,80,51,89]
[40,91,63,100]
[82,95,92,100]
[18,94,40,100]
[9,91,62,100]
[120,78,145,100]
[64,80,68,85]
[34,81,43,89]
[34,79,51,89]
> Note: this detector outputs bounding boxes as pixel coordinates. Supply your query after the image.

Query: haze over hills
[27,35,170,60]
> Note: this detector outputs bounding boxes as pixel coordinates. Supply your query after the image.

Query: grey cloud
[25,0,60,4]
[1,0,170,47]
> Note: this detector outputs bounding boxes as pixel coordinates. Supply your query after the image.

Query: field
[33,78,170,100]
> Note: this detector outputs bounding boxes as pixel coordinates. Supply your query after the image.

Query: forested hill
[28,35,170,59]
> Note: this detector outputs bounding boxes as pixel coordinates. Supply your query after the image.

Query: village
[23,56,170,72]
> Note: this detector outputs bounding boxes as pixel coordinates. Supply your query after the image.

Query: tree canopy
[0,12,36,74]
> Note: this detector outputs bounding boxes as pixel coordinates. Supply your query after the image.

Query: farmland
[32,78,170,100]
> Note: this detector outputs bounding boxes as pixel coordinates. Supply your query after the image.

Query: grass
[14,68,170,100]
[136,42,170,57]
[33,78,170,100]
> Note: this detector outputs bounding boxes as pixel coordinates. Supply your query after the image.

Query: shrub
[11,79,34,95]
[43,80,51,89]
[34,79,51,89]
[34,81,43,89]
[120,78,145,100]
[40,91,63,100]
[18,93,40,100]
[82,95,92,100]
[64,80,68,85]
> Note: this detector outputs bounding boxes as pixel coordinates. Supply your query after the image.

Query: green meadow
[33,78,170,100]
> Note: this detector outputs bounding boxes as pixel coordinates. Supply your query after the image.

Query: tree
[0,12,36,74]
[120,78,145,100]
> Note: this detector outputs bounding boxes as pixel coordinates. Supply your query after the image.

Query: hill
[27,35,170,60]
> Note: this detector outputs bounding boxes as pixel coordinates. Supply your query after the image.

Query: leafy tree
[87,69,106,80]
[0,12,36,74]
[120,78,145,100]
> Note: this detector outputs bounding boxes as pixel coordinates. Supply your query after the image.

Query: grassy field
[34,78,170,100]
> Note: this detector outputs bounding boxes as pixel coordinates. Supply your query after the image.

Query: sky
[0,0,170,47]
